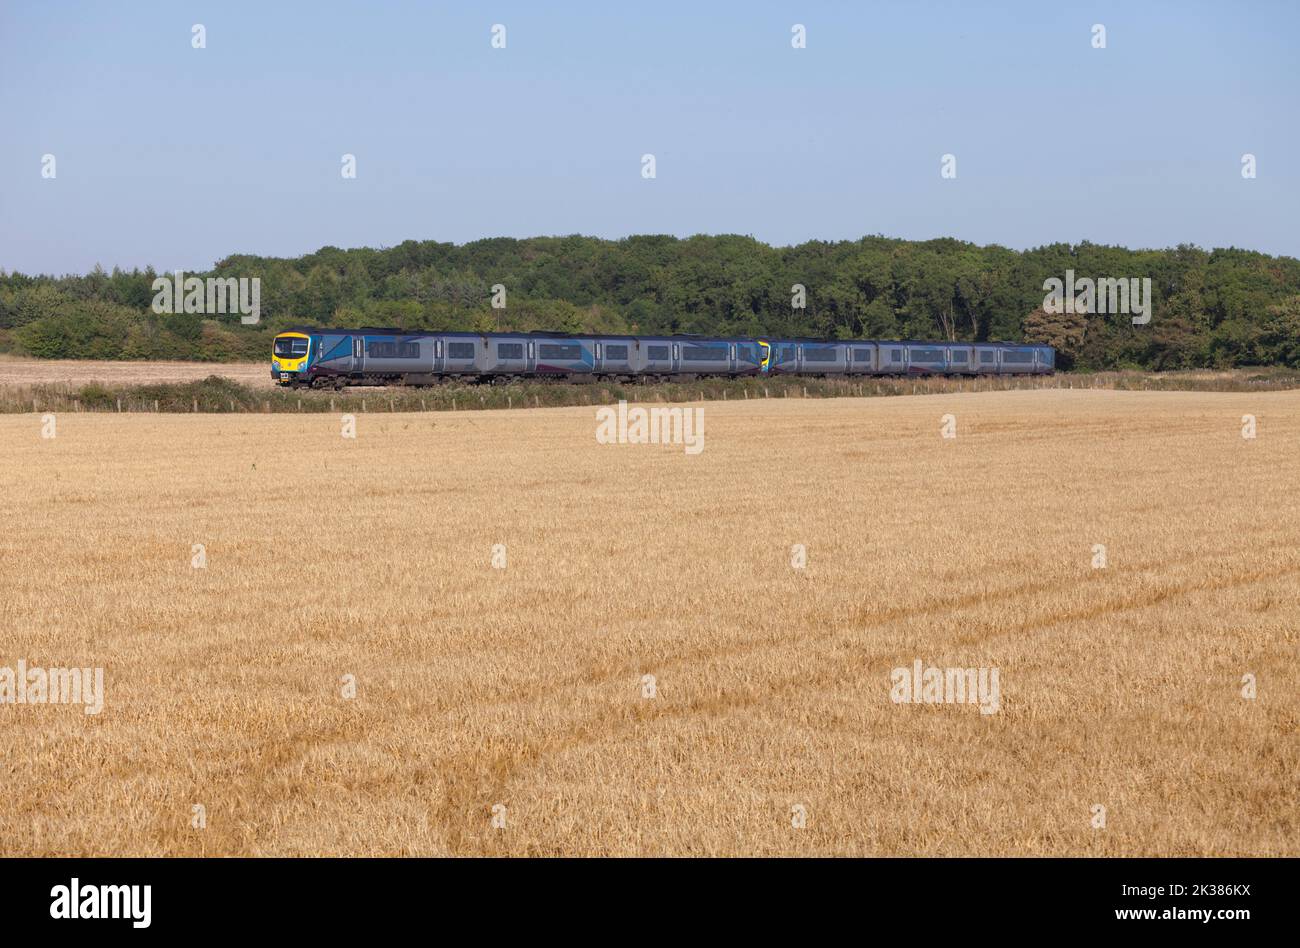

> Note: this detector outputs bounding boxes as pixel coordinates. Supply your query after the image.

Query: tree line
[3,234,1299,369]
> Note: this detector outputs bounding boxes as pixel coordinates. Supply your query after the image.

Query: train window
[496,343,524,359]
[950,350,968,362]
[274,337,309,357]
[1002,350,1033,363]
[804,347,838,362]
[447,342,475,359]
[647,345,669,360]
[366,341,419,359]
[780,347,796,361]
[538,343,582,360]
[911,348,944,361]
[604,344,629,360]
[683,345,727,361]
[980,350,995,363]
[853,348,871,362]
[435,340,443,358]
[889,350,902,363]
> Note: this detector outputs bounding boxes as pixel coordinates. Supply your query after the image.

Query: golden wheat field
[0,389,1296,857]
[0,356,271,389]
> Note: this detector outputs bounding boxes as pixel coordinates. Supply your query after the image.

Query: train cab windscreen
[274,337,309,358]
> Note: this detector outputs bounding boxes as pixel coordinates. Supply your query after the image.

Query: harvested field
[0,390,1295,856]
[0,356,272,389]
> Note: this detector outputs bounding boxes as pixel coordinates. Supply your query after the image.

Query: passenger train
[271,327,1055,388]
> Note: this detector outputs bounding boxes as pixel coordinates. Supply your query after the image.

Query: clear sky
[2,0,1296,275]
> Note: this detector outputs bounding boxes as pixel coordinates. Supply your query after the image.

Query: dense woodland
[3,235,1300,370]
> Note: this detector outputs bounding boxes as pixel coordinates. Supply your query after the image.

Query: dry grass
[0,355,272,389]
[0,390,1296,856]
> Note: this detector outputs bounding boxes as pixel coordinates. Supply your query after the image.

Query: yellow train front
[271,331,312,386]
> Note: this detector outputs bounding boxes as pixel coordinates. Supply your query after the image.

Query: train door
[351,336,364,375]
[672,342,680,373]
[729,342,737,374]
[527,340,536,374]
[431,338,444,374]
[595,341,604,373]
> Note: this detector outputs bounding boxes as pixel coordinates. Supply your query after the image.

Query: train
[271,327,1055,388]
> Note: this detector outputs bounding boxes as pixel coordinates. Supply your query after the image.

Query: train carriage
[973,344,1000,374]
[1035,346,1056,374]
[630,336,676,378]
[946,344,976,376]
[481,335,526,379]
[676,338,734,377]
[426,332,479,378]
[592,337,635,377]
[734,339,767,376]
[766,341,800,375]
[876,342,907,375]
[905,342,948,376]
[798,341,851,376]
[357,332,432,382]
[998,345,1052,375]
[847,343,877,374]
[529,334,594,378]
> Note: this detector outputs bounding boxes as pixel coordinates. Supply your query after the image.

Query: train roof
[280,326,1052,350]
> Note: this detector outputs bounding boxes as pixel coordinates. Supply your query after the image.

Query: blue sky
[1,0,1296,275]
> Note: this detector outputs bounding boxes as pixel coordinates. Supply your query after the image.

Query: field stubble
[0,389,1295,856]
